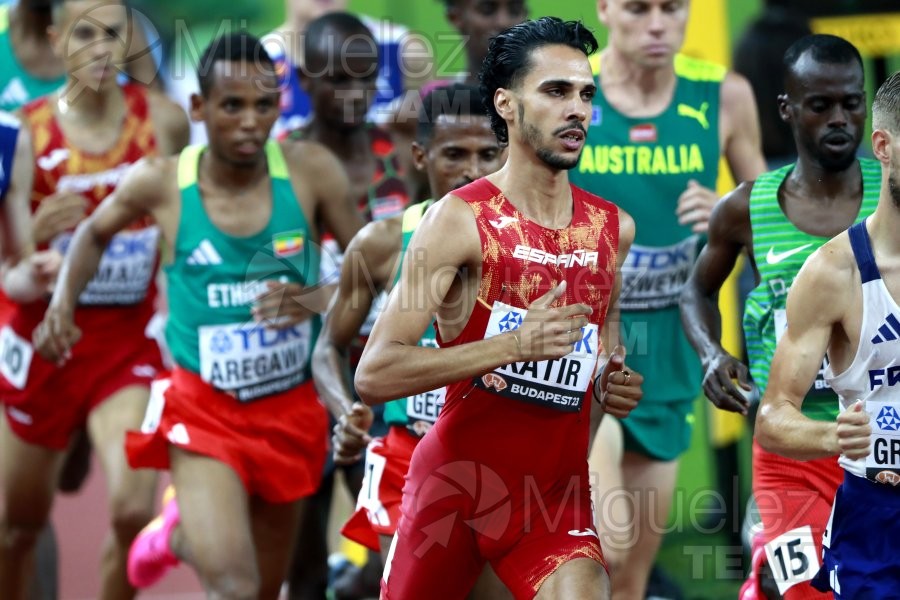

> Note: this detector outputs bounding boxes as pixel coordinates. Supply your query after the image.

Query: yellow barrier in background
[684,0,746,447]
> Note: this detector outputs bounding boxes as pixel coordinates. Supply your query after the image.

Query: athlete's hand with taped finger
[332,402,374,465]
[702,351,752,415]
[836,400,871,460]
[32,192,89,245]
[676,179,718,234]
[33,303,82,365]
[252,280,317,329]
[512,281,592,362]
[594,345,643,418]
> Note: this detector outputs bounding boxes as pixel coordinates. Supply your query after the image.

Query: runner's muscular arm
[680,182,755,413]
[355,195,516,405]
[148,91,191,156]
[355,195,591,405]
[312,219,397,418]
[755,243,853,460]
[35,158,170,360]
[721,71,766,183]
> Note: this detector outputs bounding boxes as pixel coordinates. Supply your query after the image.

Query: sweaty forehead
[789,54,863,96]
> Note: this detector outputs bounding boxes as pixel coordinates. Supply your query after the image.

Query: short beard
[520,107,578,171]
[536,147,578,170]
[890,173,900,210]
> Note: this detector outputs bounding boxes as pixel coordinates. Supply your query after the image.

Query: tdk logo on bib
[53,227,158,258]
[198,321,312,402]
[209,324,307,352]
[620,237,699,311]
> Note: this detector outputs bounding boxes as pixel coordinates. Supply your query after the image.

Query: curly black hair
[479,17,598,145]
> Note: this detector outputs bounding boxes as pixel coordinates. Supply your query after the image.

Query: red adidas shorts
[125,367,328,504]
[342,425,418,551]
[752,440,842,599]
[381,434,606,600]
[0,323,161,450]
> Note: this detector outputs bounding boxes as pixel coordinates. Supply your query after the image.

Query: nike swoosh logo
[766,244,813,265]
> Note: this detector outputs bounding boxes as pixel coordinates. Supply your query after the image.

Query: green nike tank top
[166,141,320,402]
[382,200,443,436]
[570,54,723,403]
[0,6,64,112]
[744,158,880,421]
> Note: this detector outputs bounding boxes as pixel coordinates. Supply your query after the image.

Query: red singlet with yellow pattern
[10,83,159,360]
[383,178,619,599]
[434,176,618,482]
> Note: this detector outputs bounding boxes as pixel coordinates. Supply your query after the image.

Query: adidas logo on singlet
[0,78,27,108]
[871,313,900,344]
[186,239,222,266]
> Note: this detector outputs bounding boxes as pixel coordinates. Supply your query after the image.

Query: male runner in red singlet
[356,18,642,599]
[0,2,189,599]
[35,31,363,600]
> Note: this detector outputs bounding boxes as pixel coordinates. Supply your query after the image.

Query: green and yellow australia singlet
[570,54,723,405]
[165,141,321,402]
[744,158,881,421]
[382,200,443,436]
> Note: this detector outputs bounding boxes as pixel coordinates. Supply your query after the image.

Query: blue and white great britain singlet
[825,219,900,485]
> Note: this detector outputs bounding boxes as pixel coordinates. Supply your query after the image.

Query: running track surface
[16,456,204,600]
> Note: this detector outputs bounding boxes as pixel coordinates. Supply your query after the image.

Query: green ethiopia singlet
[382,200,444,436]
[166,141,320,402]
[0,5,64,112]
[570,54,723,403]
[744,158,880,421]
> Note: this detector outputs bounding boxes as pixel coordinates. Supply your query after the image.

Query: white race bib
[475,301,598,412]
[0,326,33,390]
[52,226,160,305]
[140,378,171,433]
[198,320,312,402]
[763,525,819,595]
[407,387,444,422]
[619,237,699,310]
[358,443,391,527]
[866,400,900,484]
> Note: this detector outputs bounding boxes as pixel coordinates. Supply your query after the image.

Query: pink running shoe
[127,485,180,588]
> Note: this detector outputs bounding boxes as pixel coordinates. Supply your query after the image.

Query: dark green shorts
[620,398,696,461]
